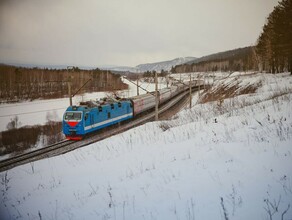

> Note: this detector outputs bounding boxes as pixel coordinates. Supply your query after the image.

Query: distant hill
[101,57,197,73]
[186,47,252,65]
[173,47,258,73]
[136,57,196,72]
[99,65,139,73]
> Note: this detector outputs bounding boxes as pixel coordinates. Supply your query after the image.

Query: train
[62,81,201,140]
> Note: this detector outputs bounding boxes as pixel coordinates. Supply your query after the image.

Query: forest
[0,65,128,103]
[256,0,292,73]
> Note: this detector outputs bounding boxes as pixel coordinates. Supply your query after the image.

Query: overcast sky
[0,0,279,67]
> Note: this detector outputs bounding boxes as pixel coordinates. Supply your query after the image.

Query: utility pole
[106,70,109,85]
[136,78,139,96]
[67,66,74,106]
[68,79,72,106]
[67,66,91,106]
[155,71,159,121]
[198,74,201,99]
[189,74,192,109]
[212,72,215,101]
[72,78,92,98]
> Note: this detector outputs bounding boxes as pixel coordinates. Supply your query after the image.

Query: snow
[1,72,292,220]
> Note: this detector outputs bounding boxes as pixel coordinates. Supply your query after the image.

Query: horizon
[1,45,253,70]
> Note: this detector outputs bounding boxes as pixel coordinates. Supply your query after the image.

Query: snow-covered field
[1,72,292,220]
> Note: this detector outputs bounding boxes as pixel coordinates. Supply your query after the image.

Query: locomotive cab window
[111,104,114,109]
[118,102,121,108]
[64,112,82,120]
[98,106,102,112]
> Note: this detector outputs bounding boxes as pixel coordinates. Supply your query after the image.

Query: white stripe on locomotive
[84,112,133,131]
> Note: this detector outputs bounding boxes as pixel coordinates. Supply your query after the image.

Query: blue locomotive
[63,99,133,140]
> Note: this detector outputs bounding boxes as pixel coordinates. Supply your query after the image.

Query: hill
[173,47,258,73]
[101,57,197,73]
[136,57,196,72]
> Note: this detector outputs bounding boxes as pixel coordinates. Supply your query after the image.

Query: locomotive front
[63,106,85,140]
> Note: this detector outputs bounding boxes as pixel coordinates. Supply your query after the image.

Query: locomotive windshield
[64,112,82,120]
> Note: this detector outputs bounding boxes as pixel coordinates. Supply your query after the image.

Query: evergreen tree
[256,0,292,73]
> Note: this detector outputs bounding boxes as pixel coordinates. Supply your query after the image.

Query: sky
[0,0,279,67]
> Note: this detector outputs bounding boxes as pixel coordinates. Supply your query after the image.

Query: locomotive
[63,81,199,140]
[63,99,133,140]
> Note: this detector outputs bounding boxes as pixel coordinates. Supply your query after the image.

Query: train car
[130,93,156,116]
[129,83,189,117]
[186,80,199,88]
[158,88,172,103]
[63,100,133,140]
[176,83,186,93]
[169,83,187,97]
[169,85,180,97]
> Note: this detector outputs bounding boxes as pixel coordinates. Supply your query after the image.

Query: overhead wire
[0,99,68,108]
[0,107,66,118]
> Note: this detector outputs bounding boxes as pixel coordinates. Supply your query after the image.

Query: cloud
[0,0,279,67]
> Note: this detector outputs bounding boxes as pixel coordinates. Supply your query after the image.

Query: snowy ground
[0,79,167,132]
[1,72,292,220]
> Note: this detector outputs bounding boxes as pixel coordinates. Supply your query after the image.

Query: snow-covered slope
[1,72,292,220]
[136,57,196,72]
[100,65,139,73]
[101,57,196,73]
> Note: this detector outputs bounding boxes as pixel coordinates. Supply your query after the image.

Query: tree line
[0,64,128,103]
[256,0,292,73]
[143,69,168,78]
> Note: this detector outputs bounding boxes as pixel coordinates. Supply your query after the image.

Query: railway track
[0,87,201,172]
[0,140,73,172]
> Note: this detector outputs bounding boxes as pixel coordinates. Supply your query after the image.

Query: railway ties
[0,140,74,172]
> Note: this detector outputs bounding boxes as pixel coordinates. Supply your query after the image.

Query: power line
[0,99,68,109]
[0,107,66,118]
